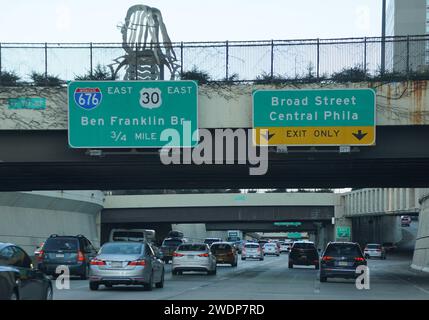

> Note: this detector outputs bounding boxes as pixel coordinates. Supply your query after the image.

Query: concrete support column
[412,190,429,273]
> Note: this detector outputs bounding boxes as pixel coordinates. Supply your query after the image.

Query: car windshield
[162,239,183,247]
[43,238,78,251]
[100,243,143,255]
[211,244,232,253]
[325,244,362,257]
[178,244,207,251]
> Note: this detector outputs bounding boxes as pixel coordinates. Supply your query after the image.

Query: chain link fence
[0,35,428,84]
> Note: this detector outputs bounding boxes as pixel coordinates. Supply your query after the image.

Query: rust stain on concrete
[411,80,427,124]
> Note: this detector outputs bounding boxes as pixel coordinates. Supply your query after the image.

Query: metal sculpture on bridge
[109,4,180,80]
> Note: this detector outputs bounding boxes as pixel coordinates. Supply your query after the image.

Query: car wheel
[89,282,99,291]
[156,270,165,288]
[320,276,327,282]
[45,285,53,300]
[288,263,293,269]
[143,273,154,291]
[241,257,246,261]
[260,257,264,261]
[315,264,320,270]
[10,289,19,300]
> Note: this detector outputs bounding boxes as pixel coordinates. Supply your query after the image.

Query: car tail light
[77,250,85,262]
[37,250,44,261]
[355,257,365,262]
[198,253,209,257]
[322,256,333,261]
[90,259,106,266]
[173,252,184,257]
[128,260,146,266]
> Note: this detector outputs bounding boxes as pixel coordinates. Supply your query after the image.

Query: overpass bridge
[101,192,337,247]
[1,81,429,190]
[336,188,423,247]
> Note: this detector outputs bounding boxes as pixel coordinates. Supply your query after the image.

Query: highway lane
[53,251,429,300]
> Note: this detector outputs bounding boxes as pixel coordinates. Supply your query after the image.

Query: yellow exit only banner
[254,126,375,146]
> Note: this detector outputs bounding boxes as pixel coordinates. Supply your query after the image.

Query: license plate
[338,261,348,266]
[111,262,122,268]
[56,254,64,258]
[187,255,195,259]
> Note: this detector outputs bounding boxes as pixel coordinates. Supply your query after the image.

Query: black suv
[37,234,98,279]
[320,242,367,282]
[288,241,319,269]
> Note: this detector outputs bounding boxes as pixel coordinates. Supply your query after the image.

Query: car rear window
[43,238,78,251]
[162,239,183,247]
[245,244,260,249]
[178,244,207,251]
[293,243,316,250]
[367,244,381,249]
[211,244,232,253]
[204,239,221,243]
[325,244,362,257]
[100,243,143,255]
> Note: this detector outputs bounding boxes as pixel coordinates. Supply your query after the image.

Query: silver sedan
[89,241,164,291]
[172,243,217,275]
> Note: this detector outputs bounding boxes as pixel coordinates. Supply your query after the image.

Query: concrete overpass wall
[104,192,337,209]
[1,81,429,131]
[412,188,429,272]
[343,188,421,217]
[0,191,104,255]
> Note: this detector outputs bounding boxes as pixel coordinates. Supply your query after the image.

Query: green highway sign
[68,81,198,148]
[253,88,376,146]
[336,226,351,239]
[287,232,303,239]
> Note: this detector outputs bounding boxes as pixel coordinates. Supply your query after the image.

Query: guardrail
[0,35,428,83]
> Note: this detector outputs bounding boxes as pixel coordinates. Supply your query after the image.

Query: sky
[0,0,382,43]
